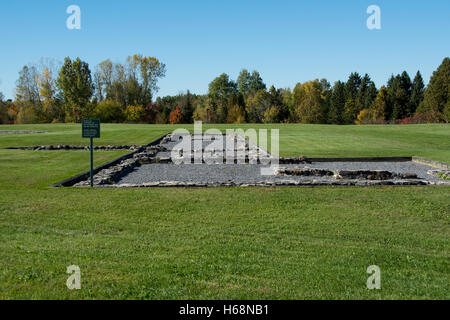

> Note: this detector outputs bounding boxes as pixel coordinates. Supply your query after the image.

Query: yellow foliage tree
[125,104,144,122]
[263,106,279,123]
[293,80,327,123]
[227,105,246,123]
[355,109,372,124]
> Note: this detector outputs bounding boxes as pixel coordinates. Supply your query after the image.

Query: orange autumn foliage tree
[169,106,183,124]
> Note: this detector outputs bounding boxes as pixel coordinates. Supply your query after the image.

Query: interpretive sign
[82,118,100,138]
[82,119,101,187]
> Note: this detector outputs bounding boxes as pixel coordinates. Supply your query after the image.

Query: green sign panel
[82,119,100,138]
[82,119,100,188]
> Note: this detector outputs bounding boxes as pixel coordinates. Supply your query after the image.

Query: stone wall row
[83,179,450,188]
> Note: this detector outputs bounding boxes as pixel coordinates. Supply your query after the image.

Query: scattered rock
[74,158,140,186]
[276,167,334,177]
[427,170,450,180]
[335,170,392,180]
[65,133,446,188]
[279,156,311,164]
[10,145,144,151]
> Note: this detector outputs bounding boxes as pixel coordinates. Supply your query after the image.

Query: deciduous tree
[246,89,271,123]
[169,106,183,124]
[94,99,124,123]
[293,80,327,124]
[372,85,389,121]
[208,73,237,123]
[57,57,94,121]
[227,104,246,123]
[125,104,144,122]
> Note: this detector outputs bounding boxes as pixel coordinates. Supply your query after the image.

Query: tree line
[1,56,448,125]
[1,55,166,124]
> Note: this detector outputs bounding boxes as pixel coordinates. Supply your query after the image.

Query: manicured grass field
[1,123,449,162]
[0,123,449,299]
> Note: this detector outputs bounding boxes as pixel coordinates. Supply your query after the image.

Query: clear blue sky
[1,0,449,100]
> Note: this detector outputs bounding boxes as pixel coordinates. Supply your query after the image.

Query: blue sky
[0,0,449,100]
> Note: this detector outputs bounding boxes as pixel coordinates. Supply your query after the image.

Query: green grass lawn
[0,123,449,299]
[1,123,449,162]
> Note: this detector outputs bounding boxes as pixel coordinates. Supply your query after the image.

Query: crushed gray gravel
[70,133,449,187]
[116,161,445,185]
[299,161,443,182]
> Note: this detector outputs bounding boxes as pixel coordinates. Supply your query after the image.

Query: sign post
[82,119,100,187]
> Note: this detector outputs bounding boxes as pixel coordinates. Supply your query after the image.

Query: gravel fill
[300,161,442,182]
[112,133,448,185]
[116,161,444,184]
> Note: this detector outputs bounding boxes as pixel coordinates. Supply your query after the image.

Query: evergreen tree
[355,74,378,112]
[397,71,412,119]
[358,74,370,107]
[417,57,449,121]
[236,69,251,96]
[319,78,332,123]
[329,81,346,124]
[268,85,288,122]
[180,90,194,123]
[344,72,362,123]
[388,72,412,120]
[385,74,397,120]
[236,69,266,99]
[409,71,425,116]
[249,71,266,93]
[264,86,289,123]
[280,88,296,122]
[344,72,362,101]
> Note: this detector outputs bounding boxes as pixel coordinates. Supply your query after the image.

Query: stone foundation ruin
[55,133,450,188]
